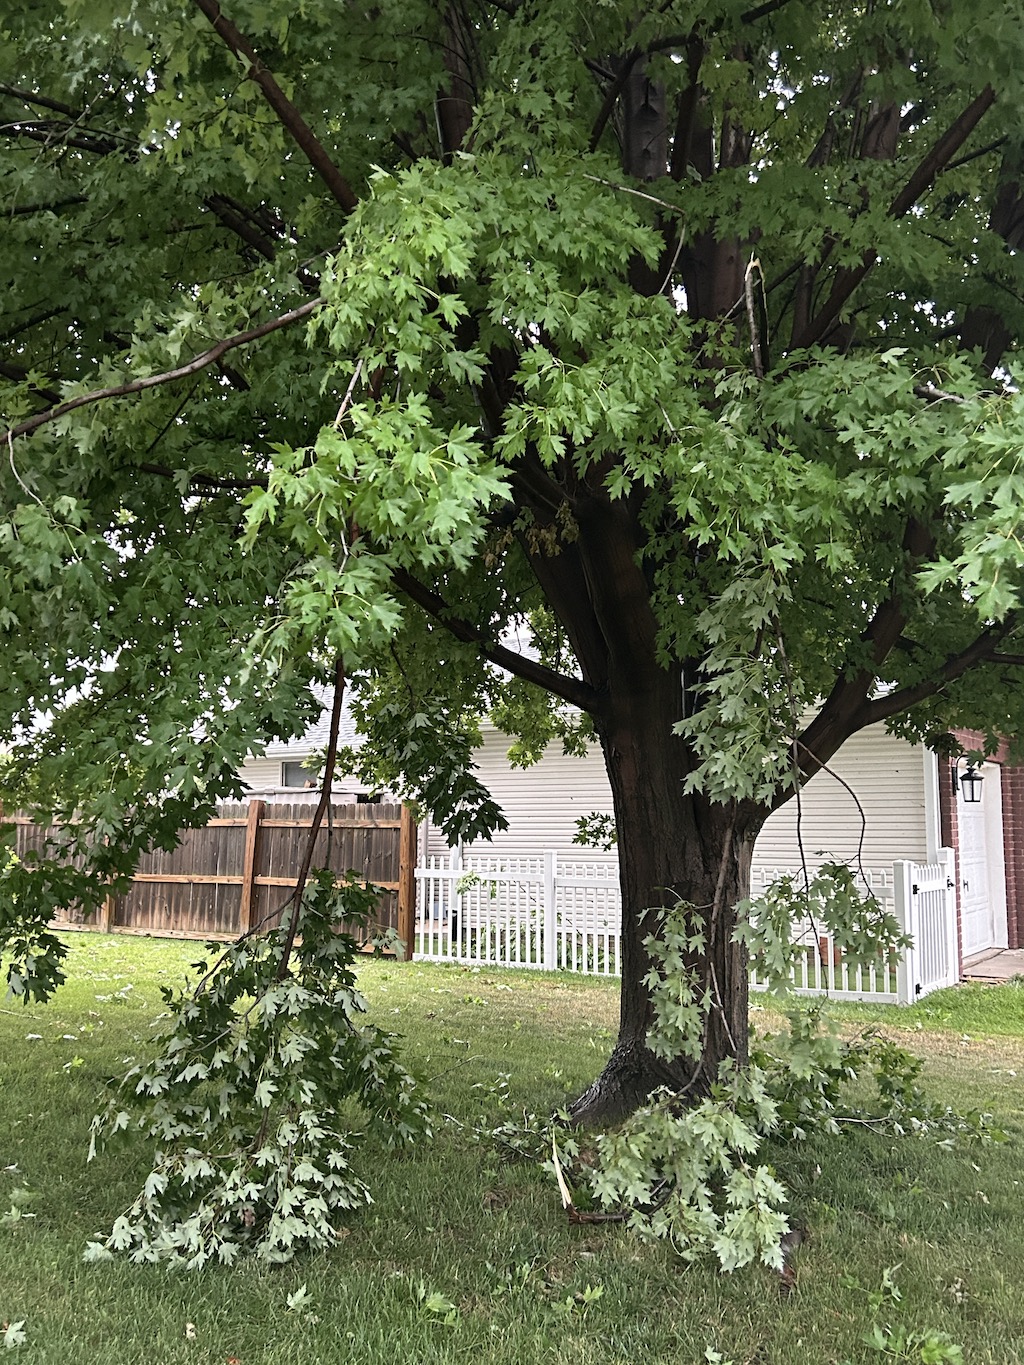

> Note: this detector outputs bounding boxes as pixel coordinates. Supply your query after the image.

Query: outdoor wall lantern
[951,756,984,804]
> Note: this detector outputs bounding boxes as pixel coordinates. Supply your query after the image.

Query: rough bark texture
[567,664,765,1126]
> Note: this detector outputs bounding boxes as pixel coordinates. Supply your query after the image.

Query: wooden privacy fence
[13,801,416,956]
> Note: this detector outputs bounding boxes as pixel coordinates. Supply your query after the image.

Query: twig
[656,226,687,298]
[795,739,877,910]
[7,431,44,506]
[582,174,685,217]
[913,383,968,405]
[274,655,347,978]
[705,803,739,1057]
[744,255,766,379]
[551,1132,574,1210]
[1,297,325,445]
[334,357,364,426]
[552,1133,632,1224]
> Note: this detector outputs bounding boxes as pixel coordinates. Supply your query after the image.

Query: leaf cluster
[87,871,430,1266]
[586,899,999,1271]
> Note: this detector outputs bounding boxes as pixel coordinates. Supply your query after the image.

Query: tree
[3,0,1024,1124]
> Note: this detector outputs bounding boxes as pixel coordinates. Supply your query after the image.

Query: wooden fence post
[397,804,417,961]
[239,799,265,934]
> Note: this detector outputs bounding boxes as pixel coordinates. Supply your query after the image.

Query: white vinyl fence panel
[895,849,959,1002]
[747,863,902,1002]
[416,851,620,975]
[415,849,960,1003]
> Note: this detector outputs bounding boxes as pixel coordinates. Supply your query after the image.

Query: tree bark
[568,666,766,1126]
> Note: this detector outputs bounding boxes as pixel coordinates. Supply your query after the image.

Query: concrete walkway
[962,948,1024,983]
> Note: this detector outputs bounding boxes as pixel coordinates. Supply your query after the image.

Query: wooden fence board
[13,801,413,949]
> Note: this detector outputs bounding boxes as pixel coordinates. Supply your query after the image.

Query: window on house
[281,761,314,788]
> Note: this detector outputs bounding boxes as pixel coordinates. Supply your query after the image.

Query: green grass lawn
[2,934,1023,1364]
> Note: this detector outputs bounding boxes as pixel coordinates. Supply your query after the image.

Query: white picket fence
[416,851,620,975]
[747,863,903,1002]
[414,847,960,1004]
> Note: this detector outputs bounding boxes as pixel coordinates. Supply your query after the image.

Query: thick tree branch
[204,194,277,261]
[0,84,83,119]
[137,461,266,492]
[863,518,936,663]
[888,87,996,218]
[794,618,1016,795]
[192,0,359,215]
[795,85,996,348]
[589,50,641,153]
[796,517,936,775]
[6,196,88,217]
[202,195,321,294]
[391,566,601,713]
[0,297,325,445]
[436,4,477,158]
[0,359,61,405]
[740,0,798,21]
[859,624,1011,728]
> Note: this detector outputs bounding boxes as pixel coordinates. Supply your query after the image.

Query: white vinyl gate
[895,848,960,1002]
[415,848,961,1003]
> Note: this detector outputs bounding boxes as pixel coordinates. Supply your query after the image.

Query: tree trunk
[569,671,767,1126]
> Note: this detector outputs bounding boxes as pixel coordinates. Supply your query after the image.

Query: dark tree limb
[202,195,321,293]
[0,307,67,345]
[0,83,83,118]
[391,566,602,713]
[795,518,936,778]
[204,194,277,261]
[947,136,1007,173]
[1,297,325,445]
[795,85,996,348]
[668,36,705,181]
[589,50,641,153]
[859,624,1013,728]
[0,359,61,405]
[436,4,477,158]
[6,196,88,217]
[740,0,798,21]
[0,123,120,155]
[792,618,1016,796]
[192,0,359,214]
[136,461,266,492]
[888,86,996,218]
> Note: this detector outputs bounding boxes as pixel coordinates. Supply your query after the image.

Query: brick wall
[1001,764,1024,949]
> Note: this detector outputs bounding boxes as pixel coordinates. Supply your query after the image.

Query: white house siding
[755,727,930,876]
[424,723,932,886]
[241,707,932,881]
[236,701,369,798]
[424,731,616,866]
[237,756,288,790]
